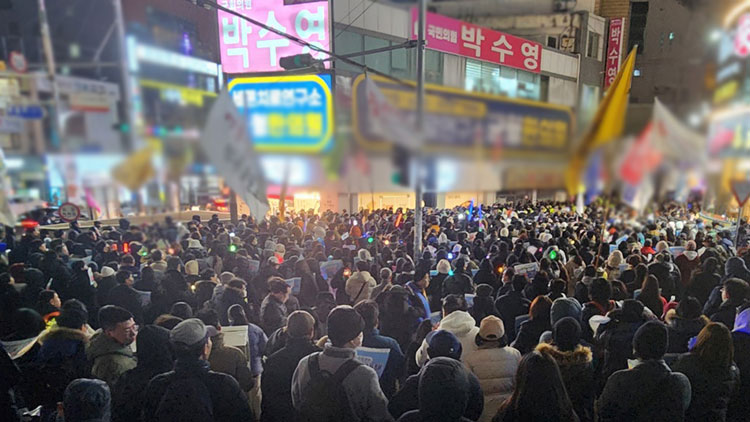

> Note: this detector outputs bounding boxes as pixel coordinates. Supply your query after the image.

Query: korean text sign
[604,18,625,89]
[411,9,541,74]
[217,0,329,73]
[228,74,333,153]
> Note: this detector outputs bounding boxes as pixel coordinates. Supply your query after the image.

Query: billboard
[411,9,542,74]
[604,18,625,89]
[217,0,329,73]
[227,74,334,153]
[352,74,572,159]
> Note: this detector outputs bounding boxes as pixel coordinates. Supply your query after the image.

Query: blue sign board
[227,74,333,153]
[8,105,43,119]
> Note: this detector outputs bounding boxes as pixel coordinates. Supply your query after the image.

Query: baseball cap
[169,318,218,347]
[478,315,505,341]
[426,330,462,360]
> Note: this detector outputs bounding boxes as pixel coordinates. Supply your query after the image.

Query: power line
[334,0,379,40]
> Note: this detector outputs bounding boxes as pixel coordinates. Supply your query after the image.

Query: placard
[222,325,249,348]
[319,259,344,280]
[514,262,539,280]
[355,347,390,378]
[285,277,301,295]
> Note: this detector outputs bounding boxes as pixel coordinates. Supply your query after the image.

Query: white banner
[200,90,269,221]
[364,77,421,150]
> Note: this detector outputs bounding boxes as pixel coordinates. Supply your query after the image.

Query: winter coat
[218,286,254,327]
[261,336,321,422]
[711,299,745,330]
[260,294,288,336]
[107,284,145,325]
[142,358,253,422]
[469,297,500,327]
[0,284,21,338]
[444,272,474,296]
[722,256,750,284]
[426,273,448,310]
[581,300,615,342]
[406,282,431,320]
[415,311,479,367]
[494,291,530,342]
[297,273,319,308]
[363,328,405,399]
[648,261,681,301]
[206,333,254,391]
[536,343,595,422]
[512,317,551,355]
[595,310,648,383]
[675,251,700,288]
[389,363,483,421]
[671,352,740,422]
[729,308,750,421]
[596,359,691,422]
[66,270,97,313]
[345,270,377,305]
[380,289,424,351]
[666,316,708,354]
[86,329,137,387]
[687,270,720,307]
[463,344,522,422]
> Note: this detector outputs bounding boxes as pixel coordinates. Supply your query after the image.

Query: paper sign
[247,259,260,274]
[355,347,390,378]
[609,244,617,254]
[465,293,476,308]
[616,235,629,245]
[285,277,301,295]
[319,259,344,280]
[341,233,349,241]
[343,244,356,251]
[222,325,249,348]
[527,245,538,255]
[514,262,539,280]
[135,290,151,307]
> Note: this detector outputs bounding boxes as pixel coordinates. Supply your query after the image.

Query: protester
[87,305,138,387]
[416,295,479,367]
[260,278,291,335]
[346,260,377,305]
[60,379,111,422]
[196,308,254,392]
[709,278,749,328]
[512,296,552,354]
[354,300,405,398]
[494,275,530,342]
[665,296,708,354]
[469,284,500,326]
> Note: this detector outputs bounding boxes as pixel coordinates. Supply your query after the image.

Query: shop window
[465,59,540,101]
[547,36,558,49]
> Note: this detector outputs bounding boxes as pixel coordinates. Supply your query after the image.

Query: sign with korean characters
[217,0,329,73]
[352,74,572,158]
[604,18,625,89]
[411,9,542,74]
[228,74,333,153]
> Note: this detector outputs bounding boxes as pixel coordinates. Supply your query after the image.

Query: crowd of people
[0,200,749,421]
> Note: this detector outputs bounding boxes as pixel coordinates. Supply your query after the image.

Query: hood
[135,325,173,370]
[669,315,708,333]
[536,342,592,366]
[726,257,750,279]
[682,251,699,261]
[439,311,477,337]
[39,327,89,345]
[349,270,374,284]
[735,308,750,335]
[87,330,134,360]
[417,357,470,420]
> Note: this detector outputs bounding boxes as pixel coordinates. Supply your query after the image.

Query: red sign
[732,180,750,207]
[411,9,541,74]
[8,51,27,73]
[58,202,80,223]
[604,18,625,89]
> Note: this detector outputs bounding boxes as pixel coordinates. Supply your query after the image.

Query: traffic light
[392,145,411,187]
[280,53,315,70]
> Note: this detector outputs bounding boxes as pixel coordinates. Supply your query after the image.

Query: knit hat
[436,259,452,275]
[426,330,462,360]
[327,305,364,346]
[633,321,668,360]
[100,266,116,278]
[478,315,505,341]
[63,379,111,422]
[553,317,582,351]
[550,297,582,326]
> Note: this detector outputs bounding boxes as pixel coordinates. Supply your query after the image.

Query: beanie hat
[426,330,462,360]
[327,305,364,346]
[100,266,116,278]
[553,317,582,351]
[633,321,668,360]
[436,259,452,275]
[478,315,505,341]
[550,297,582,326]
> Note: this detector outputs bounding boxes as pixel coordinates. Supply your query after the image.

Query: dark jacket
[686,271,720,307]
[596,360,691,422]
[362,328,405,399]
[143,358,253,422]
[426,273,448,311]
[648,261,681,301]
[711,299,745,330]
[469,296,500,328]
[536,343,595,422]
[494,291,530,342]
[260,294,288,336]
[595,308,648,384]
[729,308,750,421]
[218,286,254,327]
[581,300,615,342]
[297,273,319,309]
[391,359,483,422]
[380,289,424,351]
[260,336,320,422]
[671,352,740,422]
[512,317,551,355]
[666,316,708,354]
[107,284,144,325]
[444,272,474,296]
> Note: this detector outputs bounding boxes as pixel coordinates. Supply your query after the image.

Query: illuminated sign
[131,39,219,76]
[217,0,329,73]
[352,74,572,159]
[228,74,333,153]
[140,79,217,107]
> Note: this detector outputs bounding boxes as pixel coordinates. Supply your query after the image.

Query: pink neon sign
[217,0,329,73]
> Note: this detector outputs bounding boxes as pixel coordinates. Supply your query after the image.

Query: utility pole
[37,1,63,149]
[413,0,426,256]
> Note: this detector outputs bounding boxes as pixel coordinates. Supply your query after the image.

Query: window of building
[465,59,541,101]
[547,36,558,49]
[629,2,649,54]
[587,32,600,60]
[334,29,418,79]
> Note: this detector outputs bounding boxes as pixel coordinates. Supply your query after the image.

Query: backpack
[297,353,361,422]
[154,376,215,422]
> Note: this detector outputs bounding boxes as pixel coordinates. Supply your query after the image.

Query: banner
[200,90,269,221]
[604,18,625,89]
[364,76,421,150]
[355,347,390,378]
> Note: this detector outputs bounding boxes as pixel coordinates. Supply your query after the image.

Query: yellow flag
[112,146,155,190]
[565,46,638,195]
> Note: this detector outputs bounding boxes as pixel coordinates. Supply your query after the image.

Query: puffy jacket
[87,329,137,387]
[536,343,595,422]
[671,352,740,422]
[261,337,321,422]
[444,272,474,296]
[260,294,288,336]
[666,315,708,354]
[345,270,377,305]
[415,311,478,367]
[463,345,521,422]
[207,333,254,392]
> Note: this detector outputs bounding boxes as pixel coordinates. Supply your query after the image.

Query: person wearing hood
[494,275,531,342]
[426,259,451,311]
[464,315,522,422]
[704,257,750,317]
[87,305,138,387]
[709,278,749,329]
[111,325,174,422]
[397,357,477,422]
[595,300,651,385]
[355,300,405,399]
[473,258,498,290]
[469,284,500,326]
[729,304,750,420]
[185,259,201,284]
[665,297,709,354]
[539,297,584,344]
[416,294,479,367]
[346,260,377,306]
[675,241,700,289]
[196,308,255,392]
[536,317,595,422]
[379,285,425,352]
[605,250,624,282]
[686,257,720,307]
[671,322,740,422]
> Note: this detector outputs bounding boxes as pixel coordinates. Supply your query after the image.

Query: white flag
[200,90,269,221]
[364,77,422,150]
[0,148,16,227]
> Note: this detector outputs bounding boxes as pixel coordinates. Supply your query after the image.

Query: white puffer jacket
[345,270,376,305]
[464,345,522,422]
[415,310,479,367]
